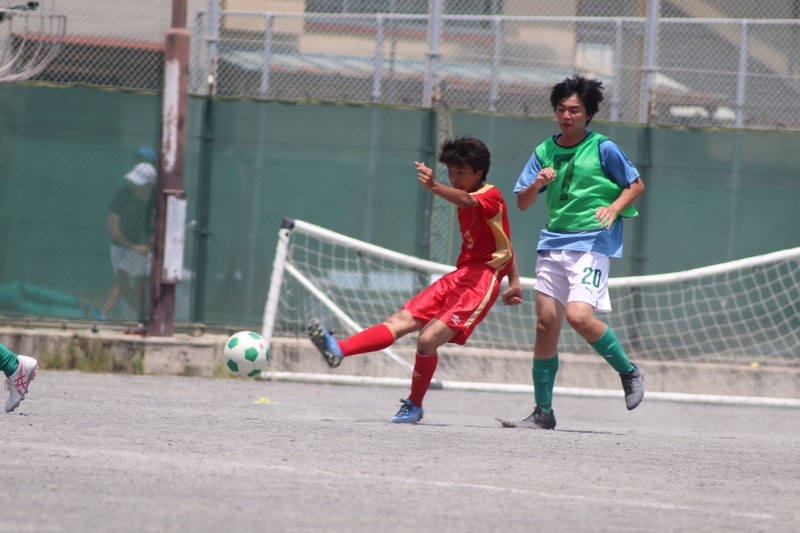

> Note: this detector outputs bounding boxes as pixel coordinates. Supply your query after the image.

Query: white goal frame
[261,218,800,408]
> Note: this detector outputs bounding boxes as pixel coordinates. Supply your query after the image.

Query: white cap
[125,162,157,186]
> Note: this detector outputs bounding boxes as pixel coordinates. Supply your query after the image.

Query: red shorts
[404,264,502,345]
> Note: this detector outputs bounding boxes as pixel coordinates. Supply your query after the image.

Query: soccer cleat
[518,405,556,430]
[621,366,645,411]
[5,355,39,413]
[391,398,423,424]
[307,318,344,368]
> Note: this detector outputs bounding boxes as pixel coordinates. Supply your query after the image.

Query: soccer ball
[223,331,270,378]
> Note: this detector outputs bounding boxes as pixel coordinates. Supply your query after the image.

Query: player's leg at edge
[517,291,563,429]
[308,309,442,424]
[2,344,39,413]
[564,299,645,411]
[518,355,558,430]
[392,316,451,424]
[307,318,344,368]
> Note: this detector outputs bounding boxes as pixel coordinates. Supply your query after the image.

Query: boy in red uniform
[308,136,522,423]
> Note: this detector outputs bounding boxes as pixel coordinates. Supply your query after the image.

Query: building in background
[14,0,800,128]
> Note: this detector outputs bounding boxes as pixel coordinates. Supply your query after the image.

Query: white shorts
[533,249,612,312]
[110,244,152,278]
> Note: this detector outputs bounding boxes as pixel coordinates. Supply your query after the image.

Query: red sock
[337,324,395,357]
[408,353,438,407]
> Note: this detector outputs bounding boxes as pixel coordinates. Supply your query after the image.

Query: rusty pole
[149,0,190,337]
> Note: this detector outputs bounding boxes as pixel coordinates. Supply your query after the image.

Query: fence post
[207,0,219,94]
[639,0,659,123]
[735,20,748,129]
[627,123,653,350]
[261,13,273,98]
[149,0,190,337]
[611,18,623,122]
[414,108,437,287]
[424,0,441,108]
[489,17,501,112]
[417,0,441,264]
[727,20,748,260]
[191,11,205,93]
[191,0,219,323]
[372,14,384,104]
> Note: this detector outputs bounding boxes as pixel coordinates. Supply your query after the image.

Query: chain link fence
[3,0,800,329]
[5,0,799,129]
[4,82,800,327]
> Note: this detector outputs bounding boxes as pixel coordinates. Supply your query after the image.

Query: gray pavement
[2,371,799,532]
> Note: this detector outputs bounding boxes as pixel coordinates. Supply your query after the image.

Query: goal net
[0,3,66,83]
[262,218,800,405]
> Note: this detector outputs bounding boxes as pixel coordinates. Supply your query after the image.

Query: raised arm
[415,161,479,208]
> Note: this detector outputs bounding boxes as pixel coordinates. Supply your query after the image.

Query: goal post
[262,218,800,407]
[0,3,66,83]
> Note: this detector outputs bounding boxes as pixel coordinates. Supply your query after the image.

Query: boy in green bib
[512,75,645,429]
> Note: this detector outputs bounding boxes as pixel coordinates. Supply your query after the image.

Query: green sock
[0,343,19,378]
[590,326,635,375]
[532,355,559,413]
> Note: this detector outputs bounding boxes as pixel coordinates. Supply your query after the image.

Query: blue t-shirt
[514,134,639,258]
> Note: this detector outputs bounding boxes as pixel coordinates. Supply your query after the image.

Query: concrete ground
[2,371,799,533]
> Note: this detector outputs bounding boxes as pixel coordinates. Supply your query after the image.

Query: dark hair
[437,136,491,182]
[550,75,605,124]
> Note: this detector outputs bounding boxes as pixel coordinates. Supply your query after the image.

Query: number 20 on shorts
[582,267,602,288]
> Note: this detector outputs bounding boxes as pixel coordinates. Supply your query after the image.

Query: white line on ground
[261,372,800,408]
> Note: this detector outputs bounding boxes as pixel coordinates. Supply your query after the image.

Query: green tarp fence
[1,82,799,328]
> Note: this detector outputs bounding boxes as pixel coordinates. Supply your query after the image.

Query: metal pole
[192,100,214,324]
[424,0,441,108]
[191,12,204,93]
[415,109,436,265]
[366,106,379,242]
[388,0,397,103]
[727,132,742,260]
[639,0,658,123]
[611,18,623,122]
[728,21,748,260]
[260,13,273,98]
[248,15,272,317]
[372,14,384,104]
[489,17,501,112]
[207,0,219,96]
[149,0,190,337]
[735,20,748,129]
[191,0,219,324]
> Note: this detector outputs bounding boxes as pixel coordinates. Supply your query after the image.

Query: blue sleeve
[514,151,543,194]
[599,140,639,187]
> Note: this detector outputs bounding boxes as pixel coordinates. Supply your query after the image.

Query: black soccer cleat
[518,406,556,430]
[621,366,645,410]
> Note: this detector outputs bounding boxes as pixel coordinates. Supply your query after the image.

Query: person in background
[96,147,157,322]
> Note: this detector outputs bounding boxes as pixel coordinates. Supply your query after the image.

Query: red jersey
[455,184,513,277]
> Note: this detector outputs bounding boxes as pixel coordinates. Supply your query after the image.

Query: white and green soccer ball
[223,331,270,378]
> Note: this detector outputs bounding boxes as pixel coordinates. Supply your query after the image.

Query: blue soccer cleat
[391,398,423,424]
[307,318,344,368]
